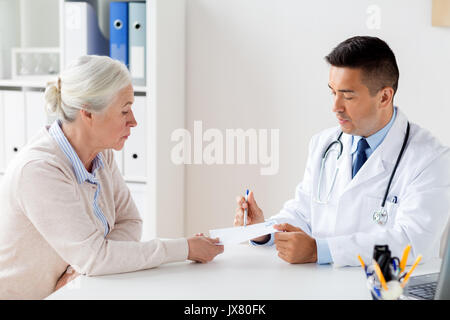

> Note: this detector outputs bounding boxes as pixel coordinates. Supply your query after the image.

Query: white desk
[47,244,441,300]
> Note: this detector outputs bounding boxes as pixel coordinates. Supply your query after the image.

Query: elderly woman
[0,55,223,299]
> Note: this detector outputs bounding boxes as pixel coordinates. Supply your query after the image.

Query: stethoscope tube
[319,121,410,210]
[380,122,410,208]
[317,133,343,204]
[322,132,343,159]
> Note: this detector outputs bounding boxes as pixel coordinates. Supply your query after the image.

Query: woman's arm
[18,160,188,277]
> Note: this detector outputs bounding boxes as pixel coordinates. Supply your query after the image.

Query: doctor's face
[328,66,384,137]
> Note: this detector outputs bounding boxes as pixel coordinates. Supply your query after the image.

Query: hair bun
[44,80,61,115]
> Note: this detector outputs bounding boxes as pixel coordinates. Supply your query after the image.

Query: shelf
[0,79,54,89]
[0,170,146,184]
[0,0,185,240]
[123,176,147,184]
[134,86,147,93]
[0,79,147,94]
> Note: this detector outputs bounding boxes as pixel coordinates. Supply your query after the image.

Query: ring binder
[129,2,146,86]
[110,2,129,67]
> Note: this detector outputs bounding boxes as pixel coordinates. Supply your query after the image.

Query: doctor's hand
[234,191,267,243]
[187,235,224,264]
[274,223,317,264]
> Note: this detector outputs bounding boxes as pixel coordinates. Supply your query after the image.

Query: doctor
[234,36,450,266]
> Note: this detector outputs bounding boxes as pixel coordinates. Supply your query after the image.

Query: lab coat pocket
[385,198,400,225]
[311,199,338,235]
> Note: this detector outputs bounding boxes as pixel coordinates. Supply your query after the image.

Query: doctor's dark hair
[325,36,399,97]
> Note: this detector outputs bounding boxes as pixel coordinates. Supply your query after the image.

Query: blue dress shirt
[351,107,397,165]
[252,107,398,265]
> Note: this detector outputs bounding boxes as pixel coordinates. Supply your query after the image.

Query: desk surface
[47,244,441,300]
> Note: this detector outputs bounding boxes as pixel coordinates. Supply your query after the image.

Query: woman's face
[91,84,137,151]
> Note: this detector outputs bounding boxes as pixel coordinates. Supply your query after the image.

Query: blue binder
[110,2,128,67]
[129,2,146,86]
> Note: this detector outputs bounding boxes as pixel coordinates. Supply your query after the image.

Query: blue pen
[373,286,381,298]
[244,189,249,226]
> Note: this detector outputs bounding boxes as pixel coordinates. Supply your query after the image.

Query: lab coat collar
[339,107,409,195]
[350,106,398,155]
[377,107,410,165]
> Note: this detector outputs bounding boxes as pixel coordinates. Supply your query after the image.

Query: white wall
[184,0,450,235]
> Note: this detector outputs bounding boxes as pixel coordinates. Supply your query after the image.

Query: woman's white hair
[44,55,132,122]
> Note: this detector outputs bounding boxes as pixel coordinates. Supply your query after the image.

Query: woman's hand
[55,266,80,291]
[187,235,224,263]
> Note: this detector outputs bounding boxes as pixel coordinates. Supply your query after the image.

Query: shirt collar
[351,106,397,154]
[49,120,104,184]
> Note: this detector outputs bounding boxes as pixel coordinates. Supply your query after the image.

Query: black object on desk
[373,245,395,282]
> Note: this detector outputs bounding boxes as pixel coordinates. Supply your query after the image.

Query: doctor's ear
[378,87,394,108]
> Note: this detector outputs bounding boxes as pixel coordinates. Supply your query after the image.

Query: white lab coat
[271,108,450,266]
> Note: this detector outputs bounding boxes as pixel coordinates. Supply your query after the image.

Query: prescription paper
[209,220,278,245]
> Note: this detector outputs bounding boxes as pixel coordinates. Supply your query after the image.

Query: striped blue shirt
[49,120,110,237]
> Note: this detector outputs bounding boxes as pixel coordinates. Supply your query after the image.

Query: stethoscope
[316,122,410,226]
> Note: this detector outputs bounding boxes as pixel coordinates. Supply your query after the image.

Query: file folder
[129,2,146,86]
[64,1,108,67]
[110,2,129,67]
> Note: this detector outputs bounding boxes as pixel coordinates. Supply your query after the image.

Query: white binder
[3,91,25,166]
[64,1,108,67]
[128,2,146,86]
[123,95,146,180]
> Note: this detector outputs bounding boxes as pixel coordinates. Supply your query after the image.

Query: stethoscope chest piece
[373,207,388,226]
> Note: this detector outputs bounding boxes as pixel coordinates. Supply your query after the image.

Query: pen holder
[365,265,404,300]
[360,245,422,300]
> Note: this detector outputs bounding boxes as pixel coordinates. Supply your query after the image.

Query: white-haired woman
[0,55,223,299]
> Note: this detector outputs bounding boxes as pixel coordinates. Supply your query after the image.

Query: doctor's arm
[327,150,450,267]
[233,177,314,247]
[249,136,328,259]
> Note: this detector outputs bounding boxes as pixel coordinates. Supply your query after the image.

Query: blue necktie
[352,138,369,178]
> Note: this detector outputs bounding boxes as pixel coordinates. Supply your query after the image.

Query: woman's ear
[79,109,93,126]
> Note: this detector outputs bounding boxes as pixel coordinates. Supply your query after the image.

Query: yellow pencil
[401,255,423,288]
[357,255,366,270]
[373,260,388,291]
[400,244,411,273]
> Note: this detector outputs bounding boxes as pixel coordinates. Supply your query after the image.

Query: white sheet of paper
[209,220,278,245]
